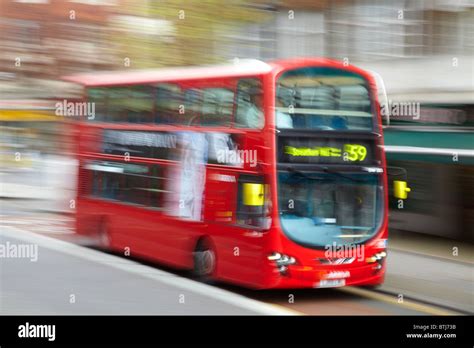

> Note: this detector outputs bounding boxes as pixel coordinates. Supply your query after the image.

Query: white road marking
[0,226,297,315]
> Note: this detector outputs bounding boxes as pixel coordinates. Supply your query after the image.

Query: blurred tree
[112,0,270,68]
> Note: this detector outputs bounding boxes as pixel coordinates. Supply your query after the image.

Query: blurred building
[0,0,118,79]
[226,0,473,60]
[223,1,473,99]
[2,0,472,96]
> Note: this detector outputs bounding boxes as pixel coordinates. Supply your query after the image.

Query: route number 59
[344,144,367,162]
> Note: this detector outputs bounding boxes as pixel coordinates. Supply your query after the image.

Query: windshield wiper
[285,166,364,182]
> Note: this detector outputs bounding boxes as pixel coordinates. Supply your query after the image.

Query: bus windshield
[278,171,383,248]
[276,67,374,131]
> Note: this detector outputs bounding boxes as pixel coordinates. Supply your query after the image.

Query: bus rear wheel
[193,239,216,281]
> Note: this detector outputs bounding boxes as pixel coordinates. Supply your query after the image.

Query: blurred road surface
[0,227,293,315]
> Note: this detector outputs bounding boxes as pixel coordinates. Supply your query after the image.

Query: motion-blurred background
[0,0,473,242]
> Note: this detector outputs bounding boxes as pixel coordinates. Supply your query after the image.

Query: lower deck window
[87,161,166,209]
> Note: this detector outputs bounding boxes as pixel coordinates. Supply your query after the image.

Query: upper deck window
[155,84,235,126]
[276,67,374,131]
[88,86,153,123]
[109,86,153,123]
[155,83,184,125]
[200,88,234,127]
[235,78,264,129]
[88,88,107,121]
[87,79,255,128]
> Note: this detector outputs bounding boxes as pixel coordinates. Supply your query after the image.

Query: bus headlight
[267,252,282,261]
[267,252,297,274]
[366,251,387,263]
[267,252,296,265]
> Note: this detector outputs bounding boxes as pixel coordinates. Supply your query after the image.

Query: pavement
[0,227,293,315]
[381,246,473,313]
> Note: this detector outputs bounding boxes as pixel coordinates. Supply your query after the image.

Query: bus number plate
[316,279,346,288]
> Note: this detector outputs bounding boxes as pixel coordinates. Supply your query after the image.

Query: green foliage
[112,0,269,68]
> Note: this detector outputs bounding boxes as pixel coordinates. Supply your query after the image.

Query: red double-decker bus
[65,58,404,289]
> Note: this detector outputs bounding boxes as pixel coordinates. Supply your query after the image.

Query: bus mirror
[243,183,264,206]
[393,180,411,200]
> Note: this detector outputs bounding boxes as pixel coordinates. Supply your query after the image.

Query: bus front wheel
[193,239,216,281]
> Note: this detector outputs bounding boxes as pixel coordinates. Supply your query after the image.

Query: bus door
[205,165,268,287]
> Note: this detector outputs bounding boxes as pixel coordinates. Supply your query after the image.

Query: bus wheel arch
[192,236,217,280]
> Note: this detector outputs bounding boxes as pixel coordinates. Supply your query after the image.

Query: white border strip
[384,145,474,157]
[0,226,297,316]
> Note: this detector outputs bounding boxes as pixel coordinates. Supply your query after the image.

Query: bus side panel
[108,205,196,269]
[138,214,200,270]
[75,163,102,237]
[211,226,268,288]
[75,198,102,237]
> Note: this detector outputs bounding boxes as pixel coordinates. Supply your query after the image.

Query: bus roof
[63,59,273,87]
[62,58,371,88]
